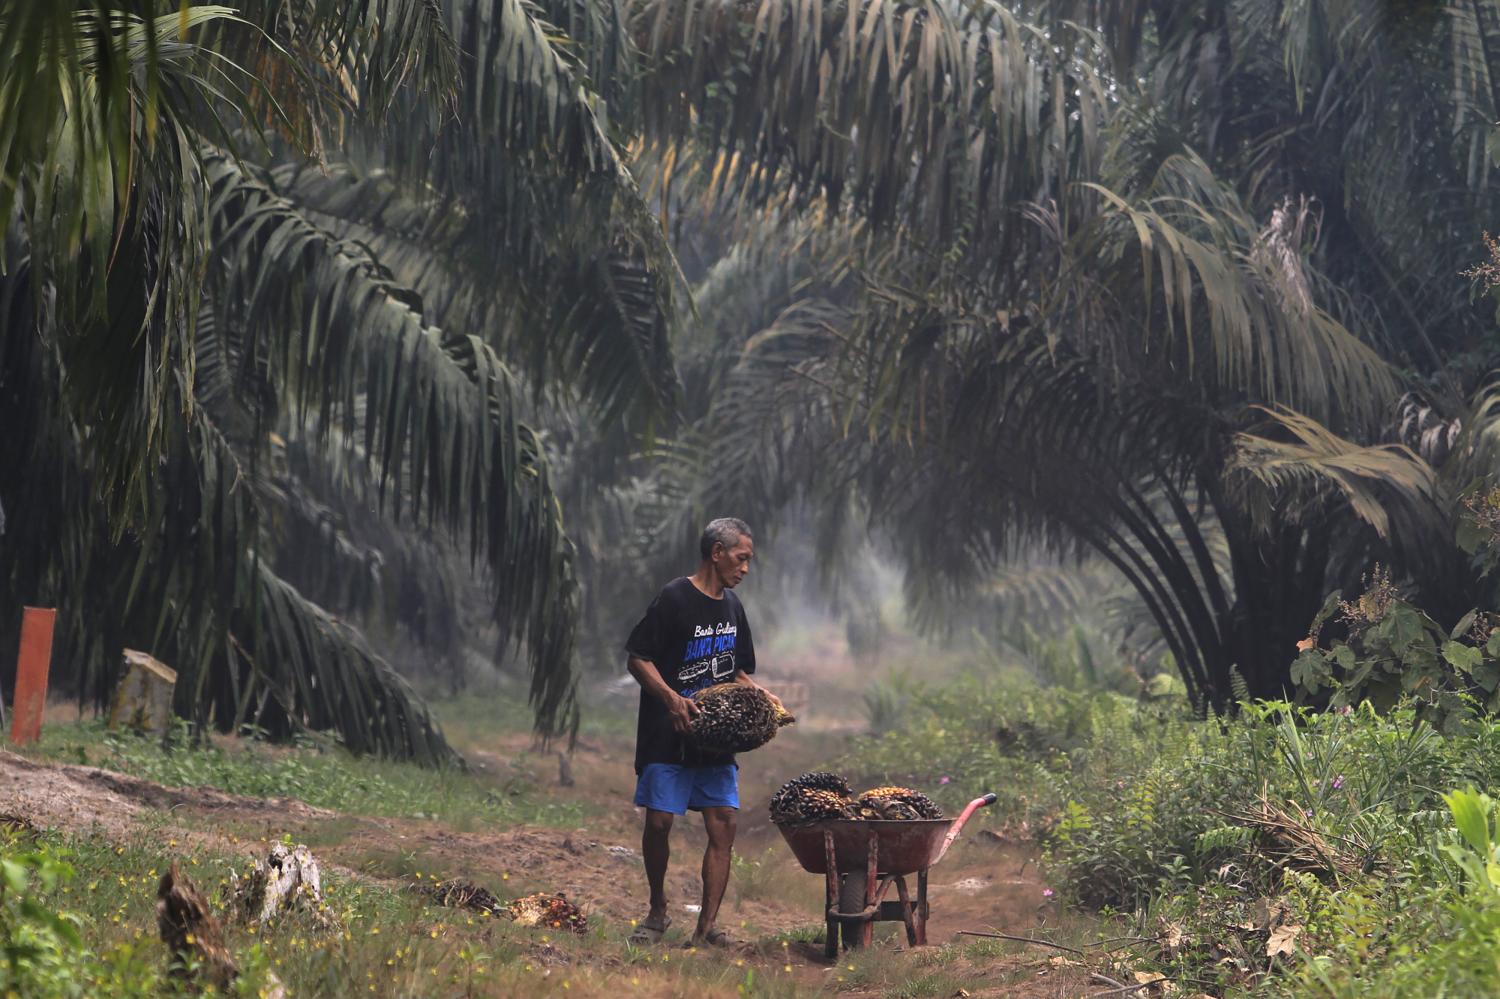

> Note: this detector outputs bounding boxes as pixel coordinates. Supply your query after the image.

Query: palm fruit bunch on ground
[770,772,856,824]
[688,682,795,753]
[505,892,587,933]
[427,878,504,916]
[855,786,944,820]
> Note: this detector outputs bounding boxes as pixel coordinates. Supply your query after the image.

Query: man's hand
[731,670,782,711]
[667,693,701,734]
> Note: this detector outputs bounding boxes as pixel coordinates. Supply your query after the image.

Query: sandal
[694,926,736,948]
[627,914,671,946]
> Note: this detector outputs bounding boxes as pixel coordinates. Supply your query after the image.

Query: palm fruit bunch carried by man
[688,682,795,754]
[769,773,945,825]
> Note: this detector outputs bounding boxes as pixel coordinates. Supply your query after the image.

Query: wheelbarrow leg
[860,830,878,949]
[916,868,929,946]
[894,875,918,947]
[824,831,838,960]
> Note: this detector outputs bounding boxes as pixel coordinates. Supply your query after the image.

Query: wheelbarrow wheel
[838,874,867,950]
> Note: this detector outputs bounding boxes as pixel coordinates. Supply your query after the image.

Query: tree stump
[226,843,335,929]
[157,863,238,989]
[108,649,178,736]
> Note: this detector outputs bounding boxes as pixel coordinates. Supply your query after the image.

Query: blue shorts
[633,763,739,814]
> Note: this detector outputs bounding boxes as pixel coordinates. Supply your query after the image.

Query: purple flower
[1042,888,1054,898]
[1331,775,1344,790]
[1304,809,1314,818]
[1338,705,1353,716]
[938,776,952,785]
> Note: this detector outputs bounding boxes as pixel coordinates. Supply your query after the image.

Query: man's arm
[629,655,701,733]
[732,670,783,710]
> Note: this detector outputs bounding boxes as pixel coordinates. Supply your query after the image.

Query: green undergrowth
[0,823,1098,999]
[843,670,1500,996]
[0,822,730,998]
[22,720,587,829]
[842,670,1190,826]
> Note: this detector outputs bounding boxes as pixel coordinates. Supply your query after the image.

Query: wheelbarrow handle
[933,792,997,867]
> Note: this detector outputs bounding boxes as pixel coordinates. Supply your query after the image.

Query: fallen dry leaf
[1239,896,1282,932]
[1266,923,1303,957]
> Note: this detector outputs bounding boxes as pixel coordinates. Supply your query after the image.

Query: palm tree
[619,0,1500,712]
[0,2,679,760]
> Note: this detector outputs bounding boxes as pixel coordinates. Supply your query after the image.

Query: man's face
[712,535,754,588]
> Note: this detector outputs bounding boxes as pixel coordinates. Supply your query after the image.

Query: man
[624,517,781,947]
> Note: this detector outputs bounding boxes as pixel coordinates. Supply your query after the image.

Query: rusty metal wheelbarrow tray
[778,819,952,876]
[775,793,997,875]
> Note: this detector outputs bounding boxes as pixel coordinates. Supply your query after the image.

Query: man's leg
[642,808,674,926]
[694,805,737,941]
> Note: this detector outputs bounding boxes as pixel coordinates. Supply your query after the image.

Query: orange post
[10,607,56,745]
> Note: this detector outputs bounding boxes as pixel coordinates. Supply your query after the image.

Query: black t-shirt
[625,577,757,774]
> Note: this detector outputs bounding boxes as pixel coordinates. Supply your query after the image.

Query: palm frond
[1062,154,1398,431]
[265,161,682,424]
[631,0,1108,243]
[205,153,580,737]
[1230,407,1442,541]
[240,560,452,761]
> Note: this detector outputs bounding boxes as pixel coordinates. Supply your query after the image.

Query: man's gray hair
[700,517,753,559]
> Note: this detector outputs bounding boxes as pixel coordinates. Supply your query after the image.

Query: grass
[20,719,589,830]
[429,683,642,749]
[2,822,849,998]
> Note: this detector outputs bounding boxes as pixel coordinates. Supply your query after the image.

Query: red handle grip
[933,792,997,866]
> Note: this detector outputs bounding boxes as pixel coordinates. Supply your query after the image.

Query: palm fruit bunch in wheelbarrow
[770,772,856,824]
[688,682,795,754]
[771,773,945,825]
[854,786,944,820]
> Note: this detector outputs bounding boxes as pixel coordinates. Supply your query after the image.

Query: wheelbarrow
[775,793,997,956]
